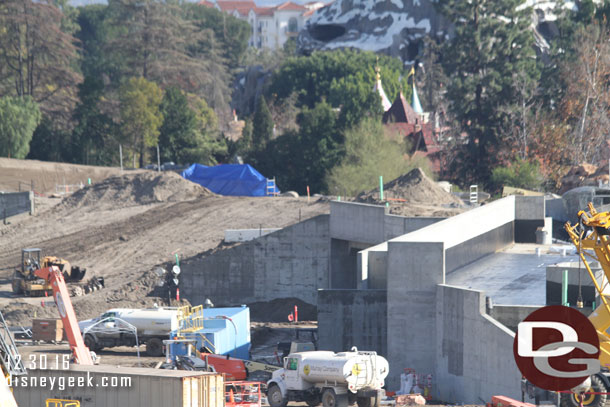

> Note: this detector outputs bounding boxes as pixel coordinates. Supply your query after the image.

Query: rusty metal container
[32,319,63,342]
[13,365,224,407]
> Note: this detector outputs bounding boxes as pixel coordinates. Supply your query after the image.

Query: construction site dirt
[16,321,317,368]
[0,158,463,327]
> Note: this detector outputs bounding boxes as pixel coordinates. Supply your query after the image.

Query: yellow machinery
[11,248,88,296]
[45,399,80,407]
[563,203,610,407]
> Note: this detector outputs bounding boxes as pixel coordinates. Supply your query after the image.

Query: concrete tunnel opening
[308,24,347,42]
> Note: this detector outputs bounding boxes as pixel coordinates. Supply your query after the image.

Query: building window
[288,17,298,33]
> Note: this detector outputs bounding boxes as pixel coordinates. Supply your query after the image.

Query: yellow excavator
[11,248,96,297]
[562,203,610,407]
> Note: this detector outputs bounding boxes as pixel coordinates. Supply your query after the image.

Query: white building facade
[202,1,325,50]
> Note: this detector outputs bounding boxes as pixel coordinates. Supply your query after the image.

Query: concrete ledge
[224,228,280,242]
[330,201,387,244]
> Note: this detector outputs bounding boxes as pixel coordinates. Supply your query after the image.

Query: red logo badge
[513,305,600,391]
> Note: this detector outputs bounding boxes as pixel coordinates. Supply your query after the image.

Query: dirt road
[0,169,329,326]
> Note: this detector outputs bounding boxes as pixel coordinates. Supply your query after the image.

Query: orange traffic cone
[229,389,235,404]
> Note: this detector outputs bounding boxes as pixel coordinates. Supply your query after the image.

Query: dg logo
[513,305,600,391]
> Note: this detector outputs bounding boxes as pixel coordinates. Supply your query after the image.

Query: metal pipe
[562,269,569,306]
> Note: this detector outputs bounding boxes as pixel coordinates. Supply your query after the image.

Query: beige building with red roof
[201,1,326,50]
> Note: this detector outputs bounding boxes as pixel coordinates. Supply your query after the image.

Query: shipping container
[171,306,251,360]
[12,364,224,407]
[32,319,64,342]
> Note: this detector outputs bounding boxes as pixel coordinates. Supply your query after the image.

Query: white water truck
[267,348,389,407]
[78,307,178,356]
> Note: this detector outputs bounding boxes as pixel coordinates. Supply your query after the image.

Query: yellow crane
[564,203,610,407]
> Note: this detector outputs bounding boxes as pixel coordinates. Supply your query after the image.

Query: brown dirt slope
[357,168,463,206]
[60,171,214,209]
[0,157,124,194]
[0,163,329,326]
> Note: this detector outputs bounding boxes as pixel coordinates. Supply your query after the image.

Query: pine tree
[252,96,274,149]
[437,0,540,185]
[119,77,164,168]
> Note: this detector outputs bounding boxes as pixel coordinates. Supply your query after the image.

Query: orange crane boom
[35,266,93,365]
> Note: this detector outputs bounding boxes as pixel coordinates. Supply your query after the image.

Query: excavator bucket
[67,266,86,282]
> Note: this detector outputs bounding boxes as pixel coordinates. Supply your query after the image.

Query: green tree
[119,77,164,167]
[491,158,543,191]
[182,3,250,68]
[158,88,224,165]
[326,119,430,196]
[252,96,274,149]
[437,0,540,186]
[329,71,383,129]
[251,100,341,194]
[70,76,119,165]
[0,0,81,128]
[159,87,198,163]
[269,49,410,128]
[0,96,41,159]
[105,0,229,114]
[28,116,71,162]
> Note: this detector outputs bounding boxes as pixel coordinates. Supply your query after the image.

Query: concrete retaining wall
[0,192,33,219]
[488,305,540,332]
[330,201,443,244]
[317,289,387,356]
[180,215,329,306]
[330,201,387,244]
[436,285,521,403]
[332,201,443,289]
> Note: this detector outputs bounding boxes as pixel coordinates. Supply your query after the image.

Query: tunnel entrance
[309,24,347,42]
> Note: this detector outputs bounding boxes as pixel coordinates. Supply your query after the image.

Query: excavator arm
[34,266,93,365]
[565,203,610,368]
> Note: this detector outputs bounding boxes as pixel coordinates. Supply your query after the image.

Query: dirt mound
[61,171,214,209]
[560,162,610,194]
[248,298,317,322]
[357,168,463,206]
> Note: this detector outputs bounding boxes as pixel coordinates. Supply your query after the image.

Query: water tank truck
[267,348,388,407]
[78,307,178,356]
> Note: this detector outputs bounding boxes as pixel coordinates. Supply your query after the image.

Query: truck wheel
[146,338,164,357]
[267,384,287,407]
[306,395,321,407]
[84,334,99,352]
[560,375,607,407]
[348,394,357,406]
[357,397,373,407]
[323,389,348,407]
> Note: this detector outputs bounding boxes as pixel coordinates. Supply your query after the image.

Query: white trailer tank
[292,350,389,391]
[116,308,178,335]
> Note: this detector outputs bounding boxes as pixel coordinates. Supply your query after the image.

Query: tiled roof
[276,2,306,11]
[382,92,419,125]
[214,1,257,16]
[253,6,274,16]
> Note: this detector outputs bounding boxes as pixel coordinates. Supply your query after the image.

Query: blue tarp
[181,164,279,197]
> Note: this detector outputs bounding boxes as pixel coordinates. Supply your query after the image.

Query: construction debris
[356,168,463,206]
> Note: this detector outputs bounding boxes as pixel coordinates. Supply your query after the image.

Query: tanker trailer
[78,307,178,356]
[267,348,389,407]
